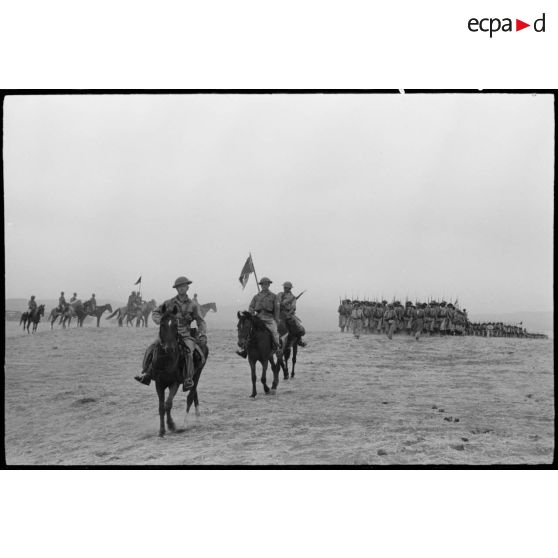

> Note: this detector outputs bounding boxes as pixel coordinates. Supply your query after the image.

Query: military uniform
[350,304,364,337]
[277,285,306,341]
[89,294,97,311]
[249,287,280,348]
[136,276,207,389]
[70,294,77,304]
[58,293,66,312]
[28,296,37,315]
[383,304,397,339]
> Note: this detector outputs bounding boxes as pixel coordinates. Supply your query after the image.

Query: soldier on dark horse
[134,276,209,437]
[135,276,208,393]
[276,281,306,380]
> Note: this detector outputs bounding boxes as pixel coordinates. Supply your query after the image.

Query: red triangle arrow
[516,19,530,31]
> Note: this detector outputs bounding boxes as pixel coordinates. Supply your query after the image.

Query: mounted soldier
[58,292,66,313]
[135,276,207,392]
[84,293,96,313]
[28,295,38,317]
[237,277,282,359]
[70,292,77,304]
[277,281,307,347]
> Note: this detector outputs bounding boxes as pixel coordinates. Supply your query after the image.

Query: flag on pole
[238,255,255,289]
[134,276,142,285]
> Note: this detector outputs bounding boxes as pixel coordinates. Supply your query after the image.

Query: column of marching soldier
[337,299,545,339]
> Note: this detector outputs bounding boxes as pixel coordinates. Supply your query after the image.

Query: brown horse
[141,305,209,437]
[236,311,279,398]
[83,303,113,327]
[199,302,217,318]
[106,306,130,326]
[60,301,87,328]
[135,299,157,327]
[20,305,45,334]
[49,307,65,329]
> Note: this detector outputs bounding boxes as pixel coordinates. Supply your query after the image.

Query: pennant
[238,255,255,289]
[134,276,142,285]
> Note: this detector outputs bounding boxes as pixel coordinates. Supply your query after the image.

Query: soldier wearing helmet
[58,292,66,313]
[277,281,307,347]
[28,295,37,316]
[237,277,281,358]
[135,276,207,391]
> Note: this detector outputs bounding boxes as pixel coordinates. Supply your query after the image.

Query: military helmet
[283,281,293,288]
[441,301,446,306]
[31,295,35,299]
[258,277,272,285]
[73,292,77,296]
[173,276,192,288]
[61,291,64,295]
[382,300,387,304]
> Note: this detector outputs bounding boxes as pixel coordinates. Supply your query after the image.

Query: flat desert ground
[4,320,554,465]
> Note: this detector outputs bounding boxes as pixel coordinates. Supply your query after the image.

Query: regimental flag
[238,255,255,289]
[134,276,142,285]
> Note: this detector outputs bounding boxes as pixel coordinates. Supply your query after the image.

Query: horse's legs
[249,359,257,398]
[165,383,179,432]
[270,356,279,391]
[291,345,298,378]
[156,383,166,437]
[97,315,101,327]
[261,360,270,394]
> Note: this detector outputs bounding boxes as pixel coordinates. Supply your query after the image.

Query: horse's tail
[106,308,120,320]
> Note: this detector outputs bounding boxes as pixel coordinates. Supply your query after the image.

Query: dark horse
[20,305,45,334]
[236,311,280,398]
[144,305,209,437]
[277,318,302,380]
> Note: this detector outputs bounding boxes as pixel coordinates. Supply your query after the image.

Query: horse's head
[106,304,113,312]
[158,304,179,349]
[38,305,45,316]
[237,311,255,346]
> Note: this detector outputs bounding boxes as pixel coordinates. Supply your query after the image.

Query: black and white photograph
[3,92,554,466]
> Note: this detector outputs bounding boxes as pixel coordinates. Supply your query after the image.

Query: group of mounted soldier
[337,298,543,339]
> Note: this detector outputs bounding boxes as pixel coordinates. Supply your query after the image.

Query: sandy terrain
[4,320,554,465]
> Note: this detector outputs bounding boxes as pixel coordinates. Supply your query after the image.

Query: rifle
[296,290,307,300]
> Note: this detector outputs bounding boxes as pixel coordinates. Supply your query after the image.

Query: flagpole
[138,273,142,299]
[250,252,260,293]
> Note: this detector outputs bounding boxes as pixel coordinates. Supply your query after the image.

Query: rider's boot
[134,347,155,385]
[182,355,194,392]
[236,341,248,359]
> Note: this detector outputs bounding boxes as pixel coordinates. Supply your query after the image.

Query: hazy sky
[4,93,553,314]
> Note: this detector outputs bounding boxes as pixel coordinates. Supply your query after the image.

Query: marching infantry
[135,276,207,391]
[335,297,539,339]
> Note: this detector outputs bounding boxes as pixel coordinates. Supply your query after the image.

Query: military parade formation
[337,298,547,339]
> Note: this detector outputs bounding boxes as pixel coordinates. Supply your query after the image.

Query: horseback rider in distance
[237,277,282,359]
[135,276,207,392]
[28,295,38,316]
[58,292,66,313]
